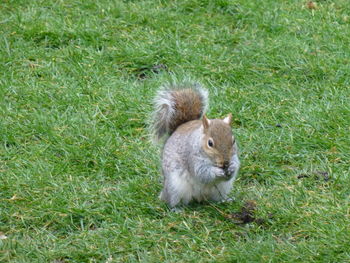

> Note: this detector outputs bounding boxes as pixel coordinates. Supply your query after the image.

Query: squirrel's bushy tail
[151,82,208,141]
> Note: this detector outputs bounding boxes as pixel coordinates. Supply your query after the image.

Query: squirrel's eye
[208,139,214,148]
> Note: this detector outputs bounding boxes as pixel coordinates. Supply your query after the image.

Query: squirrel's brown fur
[152,83,208,141]
[170,89,204,133]
[202,118,234,168]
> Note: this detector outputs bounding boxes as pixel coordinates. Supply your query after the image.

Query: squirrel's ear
[223,113,232,125]
[202,115,210,130]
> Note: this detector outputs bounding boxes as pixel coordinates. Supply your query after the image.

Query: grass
[0,0,349,262]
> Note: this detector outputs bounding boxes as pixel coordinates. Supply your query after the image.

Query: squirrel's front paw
[225,154,240,179]
[212,167,228,181]
[225,163,238,179]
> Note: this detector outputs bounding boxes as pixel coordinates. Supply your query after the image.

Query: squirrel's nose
[223,162,229,170]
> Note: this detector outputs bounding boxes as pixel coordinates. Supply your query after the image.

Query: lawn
[1,0,349,262]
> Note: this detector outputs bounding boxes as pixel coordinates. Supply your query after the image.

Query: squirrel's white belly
[172,170,232,205]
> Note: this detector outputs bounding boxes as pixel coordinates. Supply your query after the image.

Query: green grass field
[1,0,349,262]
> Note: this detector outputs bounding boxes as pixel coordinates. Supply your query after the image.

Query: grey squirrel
[151,82,240,208]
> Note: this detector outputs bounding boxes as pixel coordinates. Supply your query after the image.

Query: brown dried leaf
[307,1,317,10]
